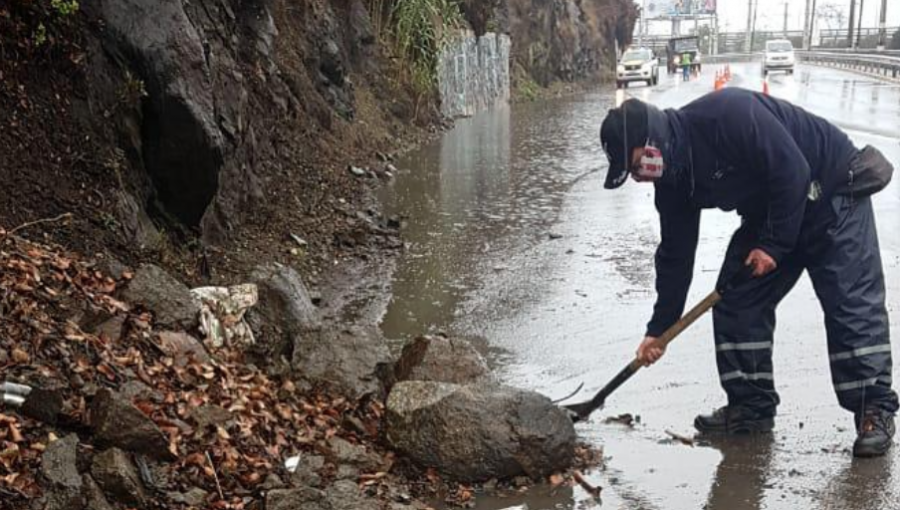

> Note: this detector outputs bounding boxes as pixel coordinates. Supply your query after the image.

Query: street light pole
[877,0,888,49]
[745,0,754,53]
[855,0,865,48]
[803,0,813,49]
[847,0,857,48]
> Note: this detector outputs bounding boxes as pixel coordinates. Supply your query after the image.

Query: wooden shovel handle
[656,289,722,348]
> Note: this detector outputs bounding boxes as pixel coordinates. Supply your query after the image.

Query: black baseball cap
[600,99,649,189]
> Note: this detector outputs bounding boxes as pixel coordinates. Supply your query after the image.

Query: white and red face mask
[632,143,664,182]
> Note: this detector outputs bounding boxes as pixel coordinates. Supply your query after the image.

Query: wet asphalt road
[378,63,900,509]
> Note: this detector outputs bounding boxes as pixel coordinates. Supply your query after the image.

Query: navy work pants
[714,194,898,417]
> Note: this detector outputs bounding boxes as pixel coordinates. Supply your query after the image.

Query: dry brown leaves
[0,232,386,507]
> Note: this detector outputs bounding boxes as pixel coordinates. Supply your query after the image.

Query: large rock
[292,325,392,399]
[120,264,200,329]
[247,263,321,360]
[385,381,576,482]
[91,448,148,507]
[394,335,490,385]
[90,388,171,460]
[41,434,84,510]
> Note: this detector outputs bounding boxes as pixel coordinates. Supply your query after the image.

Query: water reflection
[379,96,607,342]
[702,436,774,510]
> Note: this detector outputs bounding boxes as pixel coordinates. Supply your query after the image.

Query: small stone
[385,163,398,173]
[91,448,148,507]
[189,404,232,430]
[336,464,360,480]
[394,335,490,385]
[156,331,211,366]
[168,487,209,506]
[121,264,200,329]
[261,473,285,490]
[118,381,159,402]
[266,487,327,510]
[328,437,381,471]
[0,348,9,365]
[548,233,563,240]
[289,454,324,488]
[348,165,367,177]
[90,388,172,460]
[92,315,127,342]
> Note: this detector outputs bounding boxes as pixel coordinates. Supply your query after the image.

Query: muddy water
[379,64,900,509]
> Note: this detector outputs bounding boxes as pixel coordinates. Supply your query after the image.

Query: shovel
[562,265,754,422]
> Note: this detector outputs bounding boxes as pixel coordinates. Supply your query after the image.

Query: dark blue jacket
[646,88,858,337]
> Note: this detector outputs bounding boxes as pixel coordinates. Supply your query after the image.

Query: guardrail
[797,51,900,80]
[701,53,762,64]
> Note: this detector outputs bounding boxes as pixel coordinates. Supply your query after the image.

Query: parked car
[764,39,795,75]
[666,36,702,75]
[616,47,659,88]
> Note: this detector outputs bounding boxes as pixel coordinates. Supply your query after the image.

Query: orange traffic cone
[714,70,722,90]
[762,78,769,96]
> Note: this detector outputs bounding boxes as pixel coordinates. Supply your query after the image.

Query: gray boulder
[247,263,322,360]
[293,325,392,399]
[90,388,172,460]
[91,448,148,507]
[41,434,83,510]
[121,264,199,329]
[394,335,490,385]
[385,381,576,482]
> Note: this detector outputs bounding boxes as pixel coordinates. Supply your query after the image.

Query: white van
[764,39,795,75]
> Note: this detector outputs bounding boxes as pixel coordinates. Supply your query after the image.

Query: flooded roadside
[378,65,900,509]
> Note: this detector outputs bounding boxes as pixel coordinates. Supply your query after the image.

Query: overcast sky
[643,0,899,34]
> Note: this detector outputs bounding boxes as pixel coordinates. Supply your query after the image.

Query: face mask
[633,143,664,181]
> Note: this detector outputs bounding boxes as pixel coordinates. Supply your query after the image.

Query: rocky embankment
[0,229,601,509]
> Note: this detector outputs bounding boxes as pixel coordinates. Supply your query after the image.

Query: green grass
[388,0,464,93]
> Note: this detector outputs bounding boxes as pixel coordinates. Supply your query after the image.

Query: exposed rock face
[97,0,225,227]
[90,388,172,460]
[292,325,392,399]
[120,264,200,330]
[385,381,576,482]
[506,0,638,85]
[394,335,490,385]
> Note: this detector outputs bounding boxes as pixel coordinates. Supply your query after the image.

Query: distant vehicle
[666,36,702,75]
[764,39,795,75]
[616,47,659,88]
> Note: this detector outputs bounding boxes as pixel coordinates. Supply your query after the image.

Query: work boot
[694,405,774,435]
[853,409,895,458]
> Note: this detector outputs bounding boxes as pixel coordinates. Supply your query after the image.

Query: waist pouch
[836,145,894,198]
